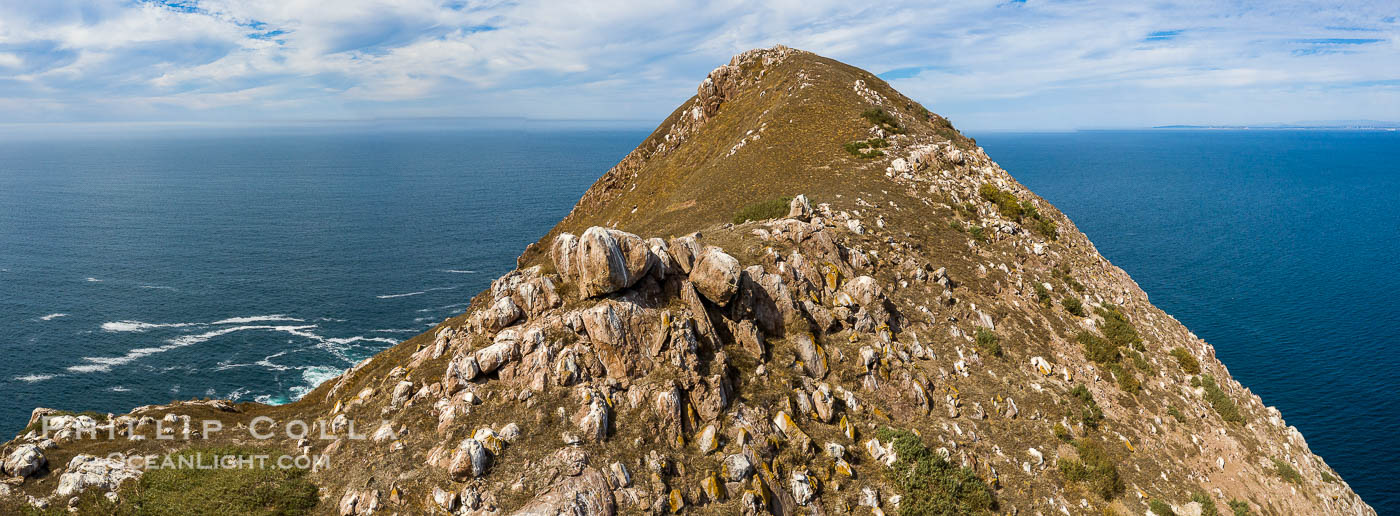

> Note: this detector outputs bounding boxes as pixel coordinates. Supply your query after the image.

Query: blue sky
[0,0,1396,131]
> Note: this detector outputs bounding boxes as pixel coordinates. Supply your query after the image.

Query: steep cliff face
[2,47,1375,516]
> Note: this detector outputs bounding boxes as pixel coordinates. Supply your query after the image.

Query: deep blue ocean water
[978,130,1399,512]
[0,129,1394,511]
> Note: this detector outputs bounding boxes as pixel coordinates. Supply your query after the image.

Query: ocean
[978,130,1400,512]
[1,129,1395,511]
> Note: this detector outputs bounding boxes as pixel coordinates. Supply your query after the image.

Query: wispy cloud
[0,0,1395,130]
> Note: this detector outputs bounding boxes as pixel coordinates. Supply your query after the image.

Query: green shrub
[1149,499,1176,515]
[732,196,794,224]
[969,225,988,242]
[1167,405,1186,423]
[1192,491,1220,516]
[1063,297,1086,317]
[1108,362,1140,393]
[1128,350,1154,375]
[1170,347,1201,375]
[1321,470,1337,483]
[875,428,995,515]
[1069,384,1104,429]
[947,220,965,232]
[1095,305,1143,351]
[1077,331,1119,364]
[129,446,319,515]
[1032,217,1059,240]
[1200,374,1244,423]
[1034,283,1052,308]
[979,184,1025,219]
[974,328,1003,357]
[861,108,906,134]
[1053,422,1072,442]
[977,184,1057,239]
[1272,458,1303,485]
[843,138,889,158]
[1058,439,1124,500]
[1228,499,1253,516]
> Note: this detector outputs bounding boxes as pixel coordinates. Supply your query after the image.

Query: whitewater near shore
[2,46,1374,516]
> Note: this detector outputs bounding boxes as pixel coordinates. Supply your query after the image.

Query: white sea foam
[108,386,130,392]
[210,314,303,325]
[289,365,345,401]
[85,277,102,282]
[254,351,292,371]
[101,314,302,333]
[70,324,318,373]
[226,387,250,401]
[14,374,55,383]
[443,269,478,274]
[376,291,426,299]
[140,285,176,290]
[39,313,68,321]
[376,286,459,299]
[371,328,417,334]
[101,320,198,332]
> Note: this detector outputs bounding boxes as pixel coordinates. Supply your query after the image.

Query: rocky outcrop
[0,45,1373,516]
[54,454,142,497]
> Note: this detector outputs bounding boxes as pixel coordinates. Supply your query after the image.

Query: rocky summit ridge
[1,46,1376,516]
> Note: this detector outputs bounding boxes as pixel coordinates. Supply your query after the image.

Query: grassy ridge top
[520,47,972,265]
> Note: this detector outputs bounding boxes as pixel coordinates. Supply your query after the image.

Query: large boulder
[689,246,741,306]
[449,438,492,480]
[3,444,45,478]
[471,296,523,332]
[55,454,142,497]
[575,227,655,298]
[795,333,829,379]
[667,235,702,274]
[510,467,615,516]
[787,194,812,220]
[475,331,521,375]
[551,233,580,278]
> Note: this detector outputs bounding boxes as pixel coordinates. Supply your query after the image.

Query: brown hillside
[2,46,1374,516]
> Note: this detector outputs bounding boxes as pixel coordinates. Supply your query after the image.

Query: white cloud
[0,0,1395,129]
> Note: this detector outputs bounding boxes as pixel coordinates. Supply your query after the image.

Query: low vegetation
[1053,422,1073,442]
[875,428,995,515]
[131,446,319,515]
[1228,499,1254,515]
[1034,283,1052,308]
[1077,331,1119,365]
[978,183,1058,239]
[861,108,906,134]
[1192,491,1220,516]
[1107,362,1141,393]
[1096,305,1143,351]
[1170,347,1201,374]
[1058,439,1124,500]
[974,327,1003,357]
[843,137,889,158]
[1167,405,1187,423]
[1075,305,1149,392]
[968,224,988,242]
[1149,498,1176,515]
[1197,374,1245,423]
[1273,458,1303,485]
[1063,296,1086,316]
[732,196,793,224]
[1069,384,1104,429]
